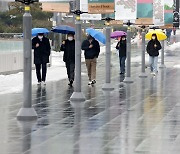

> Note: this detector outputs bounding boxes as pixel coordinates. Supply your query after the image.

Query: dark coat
[32,36,51,64]
[146,40,162,57]
[116,40,126,57]
[60,40,75,63]
[81,39,100,59]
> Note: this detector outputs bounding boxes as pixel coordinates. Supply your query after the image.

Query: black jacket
[146,40,162,57]
[32,36,51,64]
[60,40,75,63]
[81,39,100,59]
[116,40,126,57]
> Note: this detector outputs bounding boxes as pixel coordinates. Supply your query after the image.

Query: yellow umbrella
[145,30,167,41]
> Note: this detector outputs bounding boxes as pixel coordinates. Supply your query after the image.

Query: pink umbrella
[111,31,127,38]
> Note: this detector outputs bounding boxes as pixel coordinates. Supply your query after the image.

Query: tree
[0,2,53,33]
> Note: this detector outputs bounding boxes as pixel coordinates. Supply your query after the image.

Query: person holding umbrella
[81,35,100,85]
[32,33,51,85]
[60,33,75,86]
[116,35,127,75]
[146,33,162,76]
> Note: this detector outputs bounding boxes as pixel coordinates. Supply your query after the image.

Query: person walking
[146,34,162,76]
[116,35,126,75]
[166,28,172,44]
[81,35,100,85]
[60,33,75,87]
[173,27,176,35]
[32,33,51,85]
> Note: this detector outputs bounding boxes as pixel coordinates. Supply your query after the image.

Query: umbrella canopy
[86,28,106,44]
[111,31,127,38]
[32,28,49,36]
[146,30,167,41]
[51,25,75,34]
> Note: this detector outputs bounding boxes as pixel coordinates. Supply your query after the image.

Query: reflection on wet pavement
[1,35,180,154]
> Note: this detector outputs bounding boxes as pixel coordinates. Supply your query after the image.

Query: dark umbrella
[51,25,75,34]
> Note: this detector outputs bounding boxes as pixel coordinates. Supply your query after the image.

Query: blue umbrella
[51,25,75,34]
[86,28,106,44]
[32,28,49,36]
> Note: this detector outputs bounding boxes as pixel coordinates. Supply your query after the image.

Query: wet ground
[0,34,180,154]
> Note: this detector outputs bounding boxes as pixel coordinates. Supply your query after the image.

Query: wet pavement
[1,34,180,154]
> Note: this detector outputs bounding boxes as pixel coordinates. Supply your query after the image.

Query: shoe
[151,72,156,76]
[88,81,92,85]
[68,80,73,86]
[37,82,41,85]
[42,81,46,85]
[120,72,124,75]
[91,80,96,84]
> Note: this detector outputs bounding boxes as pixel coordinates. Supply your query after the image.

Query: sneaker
[91,80,96,84]
[42,81,46,85]
[37,82,41,85]
[88,81,92,85]
[68,80,73,86]
[151,72,156,76]
[120,72,124,75]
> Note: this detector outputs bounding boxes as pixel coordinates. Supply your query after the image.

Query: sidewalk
[0,33,180,154]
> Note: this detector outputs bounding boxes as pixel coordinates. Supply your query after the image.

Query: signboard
[80,14,102,20]
[136,0,153,25]
[153,0,164,26]
[115,0,137,20]
[80,0,102,20]
[88,0,115,14]
[110,20,123,25]
[42,3,70,13]
[164,0,173,28]
[137,0,153,18]
[173,0,179,27]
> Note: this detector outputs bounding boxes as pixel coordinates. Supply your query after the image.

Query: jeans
[149,56,158,73]
[85,58,97,81]
[65,62,75,81]
[119,56,126,73]
[35,63,47,82]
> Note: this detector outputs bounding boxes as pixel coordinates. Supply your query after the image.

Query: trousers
[35,63,47,82]
[85,58,97,81]
[65,62,75,81]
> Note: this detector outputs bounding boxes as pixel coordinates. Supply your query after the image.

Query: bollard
[124,27,134,83]
[17,5,37,120]
[102,26,114,91]
[70,0,85,102]
[139,29,148,78]
[159,40,166,68]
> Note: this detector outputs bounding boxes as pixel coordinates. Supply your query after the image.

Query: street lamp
[16,0,38,121]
